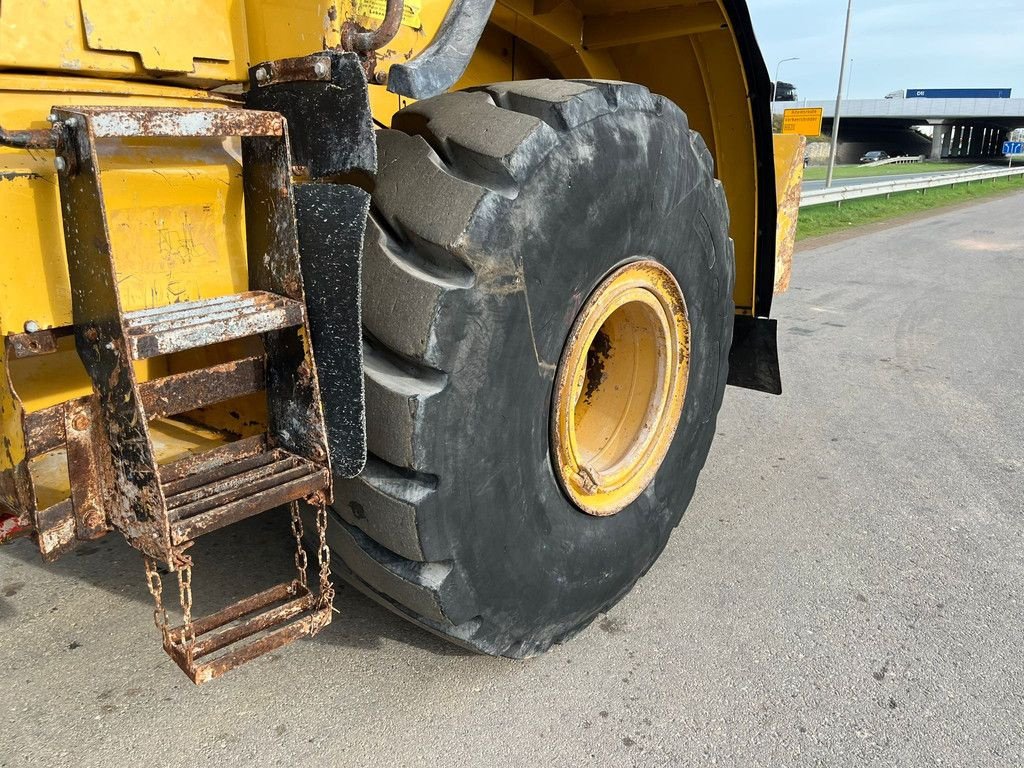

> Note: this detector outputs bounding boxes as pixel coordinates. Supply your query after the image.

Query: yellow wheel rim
[551,260,690,516]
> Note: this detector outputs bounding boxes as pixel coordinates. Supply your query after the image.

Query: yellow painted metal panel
[583,2,725,49]
[0,343,28,503]
[0,0,248,85]
[772,133,805,295]
[364,0,459,78]
[0,76,245,336]
[0,73,249,462]
[79,0,238,73]
[7,341,164,414]
[243,0,345,64]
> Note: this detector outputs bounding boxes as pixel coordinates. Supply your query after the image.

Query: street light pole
[772,57,800,105]
[825,0,854,188]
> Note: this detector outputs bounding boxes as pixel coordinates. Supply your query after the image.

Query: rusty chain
[312,493,335,633]
[176,564,196,652]
[291,495,334,634]
[143,557,170,642]
[142,495,334,655]
[144,557,194,651]
[289,501,308,590]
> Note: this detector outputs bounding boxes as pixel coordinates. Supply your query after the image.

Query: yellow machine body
[0,0,795,532]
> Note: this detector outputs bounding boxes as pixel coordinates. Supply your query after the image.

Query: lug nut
[374,70,388,85]
[255,67,269,83]
[24,320,39,333]
[47,113,58,123]
[72,413,90,432]
[314,59,330,78]
[54,156,67,173]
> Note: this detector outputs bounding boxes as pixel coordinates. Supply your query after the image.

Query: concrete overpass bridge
[773,98,1024,162]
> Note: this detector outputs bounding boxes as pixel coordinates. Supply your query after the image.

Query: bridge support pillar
[930,124,947,160]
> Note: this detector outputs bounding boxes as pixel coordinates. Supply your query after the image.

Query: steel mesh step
[164,579,330,684]
[164,447,327,544]
[123,291,305,359]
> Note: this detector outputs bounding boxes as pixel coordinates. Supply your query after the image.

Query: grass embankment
[797,174,1024,241]
[802,162,976,181]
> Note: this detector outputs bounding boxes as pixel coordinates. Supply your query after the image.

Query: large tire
[327,79,734,657]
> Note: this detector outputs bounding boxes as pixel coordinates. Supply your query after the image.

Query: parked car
[860,150,891,164]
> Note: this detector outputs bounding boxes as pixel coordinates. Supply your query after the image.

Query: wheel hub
[551,260,691,516]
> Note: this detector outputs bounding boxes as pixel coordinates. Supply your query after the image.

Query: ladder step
[159,435,268,486]
[124,291,305,359]
[164,579,330,685]
[165,448,328,544]
[72,107,286,139]
[171,580,302,639]
[143,355,266,420]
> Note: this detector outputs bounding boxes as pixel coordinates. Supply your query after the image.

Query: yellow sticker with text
[782,108,824,137]
[355,0,422,30]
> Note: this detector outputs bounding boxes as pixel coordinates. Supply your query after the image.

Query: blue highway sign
[1003,141,1024,156]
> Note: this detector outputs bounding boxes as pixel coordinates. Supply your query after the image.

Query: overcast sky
[748,0,1024,101]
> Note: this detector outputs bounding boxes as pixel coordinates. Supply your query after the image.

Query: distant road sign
[1003,141,1024,156]
[907,88,1012,99]
[782,107,824,137]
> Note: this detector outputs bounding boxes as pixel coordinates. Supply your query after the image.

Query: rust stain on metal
[341,0,405,52]
[124,292,304,359]
[166,450,327,543]
[141,355,265,420]
[163,579,329,684]
[0,123,58,149]
[0,468,20,515]
[28,102,336,683]
[159,435,267,485]
[62,107,284,140]
[772,134,806,295]
[6,329,64,358]
[37,511,78,561]
[64,399,109,540]
[250,54,333,88]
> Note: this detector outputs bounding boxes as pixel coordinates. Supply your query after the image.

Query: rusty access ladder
[51,106,335,684]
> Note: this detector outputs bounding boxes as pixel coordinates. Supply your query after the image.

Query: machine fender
[721,0,778,320]
[385,0,497,100]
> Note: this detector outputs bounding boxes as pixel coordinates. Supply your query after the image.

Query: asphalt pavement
[2,194,1023,767]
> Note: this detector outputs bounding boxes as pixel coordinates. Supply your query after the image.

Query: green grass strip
[797,174,1024,241]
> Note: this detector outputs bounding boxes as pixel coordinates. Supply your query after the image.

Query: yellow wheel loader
[0,0,804,682]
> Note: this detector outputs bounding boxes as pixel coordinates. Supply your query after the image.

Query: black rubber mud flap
[728,315,782,395]
[246,52,376,178]
[318,80,736,657]
[294,183,369,478]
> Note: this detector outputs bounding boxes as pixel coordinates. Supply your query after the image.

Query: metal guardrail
[862,155,925,167]
[800,166,1024,207]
